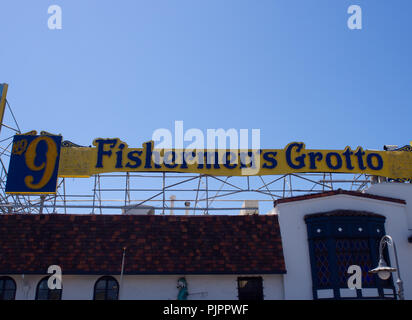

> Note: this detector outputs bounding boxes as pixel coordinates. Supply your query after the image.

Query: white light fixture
[370,258,396,280]
[369,235,404,300]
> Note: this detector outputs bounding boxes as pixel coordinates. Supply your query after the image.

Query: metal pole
[39,195,46,214]
[322,173,326,192]
[91,175,97,214]
[52,191,58,213]
[0,84,9,135]
[205,175,209,215]
[119,247,126,300]
[63,178,67,214]
[124,172,130,207]
[98,175,102,214]
[162,172,165,215]
[379,235,404,300]
[193,175,202,215]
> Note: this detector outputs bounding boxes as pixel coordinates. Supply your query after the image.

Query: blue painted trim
[305,212,395,300]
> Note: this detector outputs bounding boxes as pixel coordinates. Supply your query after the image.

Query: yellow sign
[57,138,412,179]
[6,134,62,194]
[6,133,411,194]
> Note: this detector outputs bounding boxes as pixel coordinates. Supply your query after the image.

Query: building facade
[0,182,411,300]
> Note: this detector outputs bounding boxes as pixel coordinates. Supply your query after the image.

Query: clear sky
[1,0,411,149]
[0,1,411,214]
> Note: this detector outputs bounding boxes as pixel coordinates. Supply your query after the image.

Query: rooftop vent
[122,205,155,215]
[239,200,259,215]
[383,145,398,151]
[169,195,176,215]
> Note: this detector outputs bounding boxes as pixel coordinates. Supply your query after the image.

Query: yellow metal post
[0,83,9,134]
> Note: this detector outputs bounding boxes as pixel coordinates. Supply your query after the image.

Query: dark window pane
[94,290,106,300]
[335,238,374,287]
[36,277,62,300]
[38,279,49,290]
[313,239,331,287]
[49,289,62,300]
[0,277,16,301]
[238,280,248,289]
[108,280,118,291]
[4,280,15,290]
[106,290,118,300]
[2,290,14,300]
[238,277,263,301]
[36,289,50,300]
[94,277,119,300]
[95,280,106,290]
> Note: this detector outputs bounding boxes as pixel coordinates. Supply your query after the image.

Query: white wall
[271,191,411,299]
[366,182,412,228]
[4,274,284,300]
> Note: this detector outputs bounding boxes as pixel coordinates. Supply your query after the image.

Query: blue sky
[0,1,411,214]
[1,0,410,150]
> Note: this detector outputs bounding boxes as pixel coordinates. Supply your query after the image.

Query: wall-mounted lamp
[369,235,404,300]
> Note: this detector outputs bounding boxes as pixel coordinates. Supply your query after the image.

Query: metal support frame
[0,170,375,215]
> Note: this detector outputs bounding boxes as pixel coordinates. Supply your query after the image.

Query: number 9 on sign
[24,136,59,190]
[6,135,62,194]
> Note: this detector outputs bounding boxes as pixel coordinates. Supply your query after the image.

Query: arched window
[0,276,16,300]
[305,210,396,299]
[35,276,62,300]
[94,276,119,300]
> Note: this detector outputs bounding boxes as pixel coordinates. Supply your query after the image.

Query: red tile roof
[0,214,285,275]
[273,189,406,207]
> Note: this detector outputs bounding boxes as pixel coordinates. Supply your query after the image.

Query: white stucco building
[272,183,411,300]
